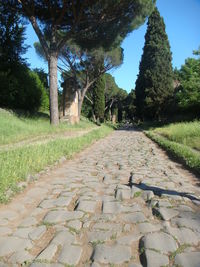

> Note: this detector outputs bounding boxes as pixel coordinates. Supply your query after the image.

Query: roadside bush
[0,63,49,112]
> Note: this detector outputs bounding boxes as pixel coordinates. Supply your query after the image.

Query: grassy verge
[0,109,95,145]
[145,131,200,176]
[0,125,113,203]
[152,121,200,151]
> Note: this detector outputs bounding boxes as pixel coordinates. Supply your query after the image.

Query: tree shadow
[126,181,200,202]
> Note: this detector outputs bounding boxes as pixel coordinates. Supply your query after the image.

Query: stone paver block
[67,220,82,231]
[0,236,32,256]
[142,249,169,267]
[123,212,146,223]
[137,222,162,234]
[9,250,34,264]
[58,244,82,265]
[175,252,200,267]
[167,227,200,246]
[52,230,76,245]
[20,216,38,227]
[44,210,84,223]
[141,190,154,201]
[88,231,114,242]
[76,200,97,213]
[0,227,12,236]
[102,201,122,214]
[93,222,122,232]
[141,232,178,253]
[37,243,58,261]
[171,217,200,232]
[117,233,142,245]
[29,225,46,240]
[153,207,179,221]
[92,244,131,264]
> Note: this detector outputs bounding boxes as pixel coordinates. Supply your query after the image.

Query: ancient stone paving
[0,129,200,267]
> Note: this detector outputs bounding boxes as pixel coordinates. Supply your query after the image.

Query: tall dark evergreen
[135,7,173,120]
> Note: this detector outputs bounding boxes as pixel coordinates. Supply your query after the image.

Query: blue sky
[24,0,200,93]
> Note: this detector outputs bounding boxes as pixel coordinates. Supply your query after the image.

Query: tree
[93,76,105,123]
[125,89,136,121]
[176,56,200,116]
[0,2,28,68]
[135,7,173,120]
[12,0,155,125]
[61,44,124,120]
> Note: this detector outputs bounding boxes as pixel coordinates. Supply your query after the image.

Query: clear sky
[24,0,200,93]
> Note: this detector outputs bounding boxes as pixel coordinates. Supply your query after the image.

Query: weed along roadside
[0,125,113,203]
[145,121,200,176]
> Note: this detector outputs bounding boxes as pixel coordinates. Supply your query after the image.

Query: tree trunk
[49,53,59,125]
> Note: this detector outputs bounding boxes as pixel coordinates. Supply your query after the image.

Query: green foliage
[0,64,49,112]
[135,7,174,120]
[176,57,200,116]
[125,89,136,121]
[0,1,27,66]
[93,76,106,123]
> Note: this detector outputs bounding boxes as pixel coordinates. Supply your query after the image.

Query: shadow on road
[126,182,200,202]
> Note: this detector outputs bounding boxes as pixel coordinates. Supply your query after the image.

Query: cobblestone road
[0,129,200,267]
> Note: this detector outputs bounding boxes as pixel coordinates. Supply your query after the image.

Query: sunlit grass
[146,121,200,175]
[153,121,200,151]
[0,109,95,145]
[0,125,113,202]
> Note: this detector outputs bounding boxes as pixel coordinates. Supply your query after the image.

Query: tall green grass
[145,121,200,175]
[153,121,200,151]
[0,109,95,145]
[0,125,113,202]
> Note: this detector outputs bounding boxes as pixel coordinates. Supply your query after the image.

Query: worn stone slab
[9,250,34,264]
[52,230,76,246]
[137,222,162,234]
[14,227,34,239]
[58,244,82,265]
[141,232,178,253]
[67,220,82,231]
[142,249,169,267]
[92,244,131,264]
[76,200,97,213]
[0,210,18,220]
[141,190,154,201]
[30,263,63,267]
[88,230,114,242]
[29,225,46,241]
[37,243,58,261]
[0,227,12,236]
[123,212,146,223]
[175,252,200,267]
[117,233,142,245]
[20,216,38,227]
[102,201,121,214]
[153,207,179,221]
[0,237,32,256]
[167,227,200,246]
[93,222,122,232]
[44,210,84,223]
[39,197,72,208]
[171,217,200,232]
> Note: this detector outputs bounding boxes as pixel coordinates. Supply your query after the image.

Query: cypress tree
[93,76,105,123]
[135,7,174,120]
